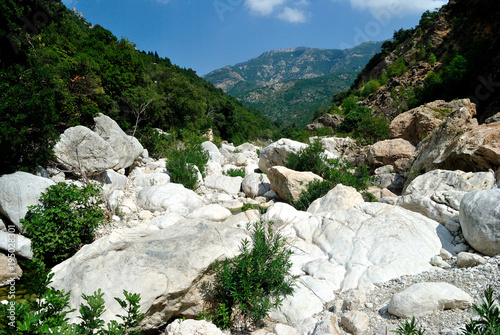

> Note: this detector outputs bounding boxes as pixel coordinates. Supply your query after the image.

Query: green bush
[209,221,295,329]
[462,286,500,335]
[428,53,437,65]
[0,259,144,334]
[387,57,407,77]
[286,140,327,176]
[393,317,425,335]
[166,142,209,190]
[361,79,380,97]
[225,168,246,178]
[22,183,106,266]
[337,105,372,134]
[293,158,373,211]
[354,114,390,145]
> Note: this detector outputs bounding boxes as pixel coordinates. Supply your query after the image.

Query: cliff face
[353,0,500,122]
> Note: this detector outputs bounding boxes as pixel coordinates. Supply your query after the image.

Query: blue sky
[63,0,447,76]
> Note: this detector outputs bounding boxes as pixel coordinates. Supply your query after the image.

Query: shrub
[387,57,407,77]
[393,317,425,335]
[166,142,209,190]
[286,140,327,176]
[209,221,295,329]
[225,168,246,178]
[337,105,372,134]
[354,114,390,145]
[293,159,373,211]
[22,182,106,266]
[462,286,500,335]
[428,53,437,65]
[0,259,144,334]
[361,79,380,97]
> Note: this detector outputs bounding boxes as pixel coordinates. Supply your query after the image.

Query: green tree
[22,183,106,266]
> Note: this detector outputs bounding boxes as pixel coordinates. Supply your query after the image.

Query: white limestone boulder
[93,114,143,170]
[50,222,249,333]
[136,183,203,216]
[397,169,495,223]
[307,184,364,214]
[204,175,243,194]
[54,126,120,175]
[258,139,307,172]
[388,282,473,318]
[460,189,500,256]
[242,173,271,198]
[0,172,55,230]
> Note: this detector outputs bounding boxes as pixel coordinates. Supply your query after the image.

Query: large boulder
[367,139,416,173]
[265,202,453,292]
[93,114,143,170]
[433,119,500,172]
[132,173,171,188]
[0,172,55,230]
[258,139,307,172]
[389,100,457,145]
[0,253,22,286]
[50,222,249,333]
[53,126,119,175]
[307,184,364,214]
[405,99,478,185]
[267,166,323,202]
[201,141,223,165]
[388,282,473,318]
[0,231,33,259]
[318,137,368,167]
[204,175,243,194]
[397,170,495,223]
[242,173,271,198]
[460,189,500,256]
[136,183,203,216]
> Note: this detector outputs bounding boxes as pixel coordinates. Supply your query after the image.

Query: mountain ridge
[204,41,382,127]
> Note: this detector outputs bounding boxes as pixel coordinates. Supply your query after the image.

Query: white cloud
[278,7,308,23]
[244,0,286,16]
[336,0,447,16]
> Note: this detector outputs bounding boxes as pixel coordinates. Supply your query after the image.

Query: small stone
[138,210,153,220]
[341,311,369,335]
[273,323,299,335]
[440,248,453,260]
[445,220,461,233]
[430,255,451,269]
[457,252,487,268]
[343,289,367,311]
[454,243,469,254]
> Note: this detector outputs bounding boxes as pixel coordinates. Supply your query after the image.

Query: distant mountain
[203,42,382,127]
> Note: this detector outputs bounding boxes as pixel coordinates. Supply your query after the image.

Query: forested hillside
[204,43,381,127]
[0,0,279,174]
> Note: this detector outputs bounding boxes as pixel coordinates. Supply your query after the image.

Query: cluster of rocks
[0,99,499,335]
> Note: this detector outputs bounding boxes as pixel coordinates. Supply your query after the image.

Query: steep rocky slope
[351,0,500,122]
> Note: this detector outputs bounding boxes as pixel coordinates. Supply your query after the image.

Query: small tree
[209,221,295,330]
[22,182,106,266]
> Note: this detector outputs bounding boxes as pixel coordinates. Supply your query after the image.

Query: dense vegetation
[0,0,280,174]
